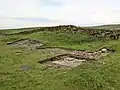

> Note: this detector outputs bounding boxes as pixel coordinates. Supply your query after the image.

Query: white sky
[0,0,120,29]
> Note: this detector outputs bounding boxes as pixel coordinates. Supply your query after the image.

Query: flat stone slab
[51,57,86,67]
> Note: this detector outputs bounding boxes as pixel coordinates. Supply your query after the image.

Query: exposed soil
[39,48,115,69]
[38,48,69,54]
[7,38,44,50]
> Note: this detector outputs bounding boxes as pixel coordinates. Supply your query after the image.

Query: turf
[0,26,120,90]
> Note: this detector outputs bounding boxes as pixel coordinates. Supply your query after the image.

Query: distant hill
[89,24,120,30]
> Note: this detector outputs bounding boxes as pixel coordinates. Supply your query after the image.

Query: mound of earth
[39,48,115,69]
[7,38,44,50]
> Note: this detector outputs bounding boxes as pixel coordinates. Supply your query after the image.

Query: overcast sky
[0,0,120,29]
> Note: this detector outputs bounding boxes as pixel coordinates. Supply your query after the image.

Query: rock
[21,65,31,71]
[101,48,107,53]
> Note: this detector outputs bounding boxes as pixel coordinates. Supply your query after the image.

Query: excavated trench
[39,48,115,69]
[7,38,44,50]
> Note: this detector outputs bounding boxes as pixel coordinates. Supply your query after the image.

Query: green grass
[88,24,120,30]
[0,29,31,35]
[0,28,120,90]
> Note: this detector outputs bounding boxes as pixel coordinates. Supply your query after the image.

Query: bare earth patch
[39,48,115,69]
[7,38,44,50]
[38,48,69,55]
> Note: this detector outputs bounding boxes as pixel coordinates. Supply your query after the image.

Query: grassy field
[0,25,120,90]
[88,24,120,30]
